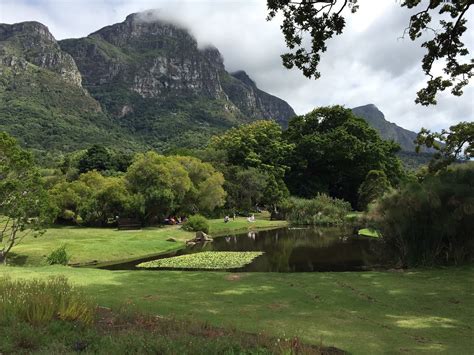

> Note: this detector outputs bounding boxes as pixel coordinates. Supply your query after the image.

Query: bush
[182,214,210,233]
[0,276,94,325]
[368,164,474,267]
[46,245,70,265]
[279,194,351,226]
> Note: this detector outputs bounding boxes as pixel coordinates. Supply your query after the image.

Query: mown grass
[1,265,472,354]
[9,217,286,266]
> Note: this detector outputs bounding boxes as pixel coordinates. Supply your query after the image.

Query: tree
[0,132,52,263]
[267,0,473,105]
[125,152,189,223]
[357,170,392,210]
[209,120,294,209]
[415,121,473,173]
[285,106,405,207]
[77,144,113,174]
[173,155,226,214]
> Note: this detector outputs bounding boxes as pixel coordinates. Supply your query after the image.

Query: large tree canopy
[285,106,405,207]
[267,0,473,105]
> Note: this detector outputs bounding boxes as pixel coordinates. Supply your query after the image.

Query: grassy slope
[1,265,472,354]
[10,217,287,266]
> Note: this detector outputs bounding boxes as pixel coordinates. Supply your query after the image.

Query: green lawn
[1,265,472,354]
[9,217,287,266]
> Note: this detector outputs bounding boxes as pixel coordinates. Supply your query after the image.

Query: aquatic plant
[138,251,264,270]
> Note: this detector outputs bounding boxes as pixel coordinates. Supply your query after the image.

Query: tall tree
[267,0,473,105]
[0,132,52,263]
[285,106,405,207]
[209,120,294,209]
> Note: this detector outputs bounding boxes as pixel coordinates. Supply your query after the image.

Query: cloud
[0,0,472,132]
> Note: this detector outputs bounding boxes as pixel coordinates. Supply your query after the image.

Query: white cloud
[0,0,472,132]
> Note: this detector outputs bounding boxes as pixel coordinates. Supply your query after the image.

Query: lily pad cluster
[138,251,264,270]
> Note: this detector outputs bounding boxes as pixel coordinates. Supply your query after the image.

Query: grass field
[1,265,472,354]
[9,217,287,266]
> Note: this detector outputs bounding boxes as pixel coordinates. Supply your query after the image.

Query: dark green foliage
[415,121,473,173]
[369,163,474,267]
[45,245,70,265]
[357,170,391,211]
[209,120,293,209]
[285,106,405,207]
[401,0,473,105]
[182,214,210,233]
[267,0,473,104]
[77,144,113,174]
[279,195,351,226]
[267,0,359,79]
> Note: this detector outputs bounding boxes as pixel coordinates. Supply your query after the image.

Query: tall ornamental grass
[279,194,351,225]
[0,276,94,325]
[368,164,474,267]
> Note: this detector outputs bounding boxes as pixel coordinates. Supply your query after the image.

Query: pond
[100,226,381,272]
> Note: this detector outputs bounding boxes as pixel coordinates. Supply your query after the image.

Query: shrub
[279,194,351,225]
[368,164,474,267]
[182,214,210,233]
[0,277,95,325]
[46,245,70,265]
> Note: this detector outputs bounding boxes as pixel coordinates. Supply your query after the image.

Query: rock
[186,231,212,245]
[166,237,177,242]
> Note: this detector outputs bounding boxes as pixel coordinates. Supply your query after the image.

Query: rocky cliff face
[59,12,295,125]
[0,13,296,151]
[222,71,296,128]
[0,21,82,86]
[0,21,142,151]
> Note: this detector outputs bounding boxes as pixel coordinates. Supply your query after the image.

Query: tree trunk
[0,250,6,264]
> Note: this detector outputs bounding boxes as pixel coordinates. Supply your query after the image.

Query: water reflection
[100,226,381,272]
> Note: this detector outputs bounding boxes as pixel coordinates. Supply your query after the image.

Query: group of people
[165,216,187,225]
[223,213,256,223]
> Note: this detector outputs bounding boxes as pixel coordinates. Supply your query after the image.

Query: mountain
[351,104,435,169]
[0,21,141,151]
[351,104,421,152]
[58,12,296,149]
[0,13,296,152]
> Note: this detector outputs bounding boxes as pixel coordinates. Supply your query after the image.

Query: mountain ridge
[0,13,296,151]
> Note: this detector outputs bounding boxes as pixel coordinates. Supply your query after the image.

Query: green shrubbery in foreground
[279,194,351,226]
[0,277,329,354]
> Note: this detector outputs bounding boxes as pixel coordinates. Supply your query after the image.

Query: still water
[100,226,381,272]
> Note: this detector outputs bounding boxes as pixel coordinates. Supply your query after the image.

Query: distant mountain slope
[1,12,296,152]
[0,21,143,151]
[59,12,296,149]
[351,104,421,152]
[351,104,437,169]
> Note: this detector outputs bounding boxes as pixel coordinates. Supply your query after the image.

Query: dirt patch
[225,274,242,281]
[336,281,377,302]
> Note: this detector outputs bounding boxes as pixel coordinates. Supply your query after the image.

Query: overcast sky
[1,0,472,132]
